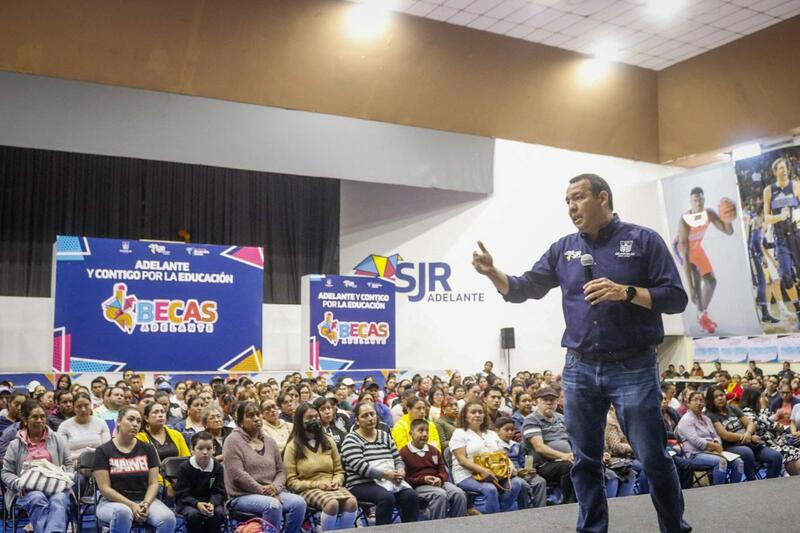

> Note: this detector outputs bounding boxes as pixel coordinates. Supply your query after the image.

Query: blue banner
[305,275,395,371]
[53,236,263,372]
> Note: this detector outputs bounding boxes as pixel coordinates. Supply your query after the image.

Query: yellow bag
[471,450,511,491]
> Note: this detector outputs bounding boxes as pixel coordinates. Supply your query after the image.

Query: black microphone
[580,253,594,283]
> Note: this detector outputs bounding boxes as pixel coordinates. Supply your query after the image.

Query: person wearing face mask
[2,399,74,533]
[283,403,357,531]
[312,397,347,451]
[93,406,176,532]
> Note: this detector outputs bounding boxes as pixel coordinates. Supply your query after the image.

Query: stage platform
[351,475,799,532]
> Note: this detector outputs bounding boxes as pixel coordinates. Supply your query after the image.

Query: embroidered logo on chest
[615,240,636,258]
[564,250,582,261]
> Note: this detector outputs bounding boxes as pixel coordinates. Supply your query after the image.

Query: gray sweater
[1,429,73,506]
[221,427,286,498]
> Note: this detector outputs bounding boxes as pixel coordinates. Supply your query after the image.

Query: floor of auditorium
[350,475,798,532]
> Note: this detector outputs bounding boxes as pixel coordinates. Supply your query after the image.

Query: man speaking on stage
[472,174,691,533]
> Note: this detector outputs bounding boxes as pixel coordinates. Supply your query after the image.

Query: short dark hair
[495,416,514,429]
[54,389,72,403]
[690,187,704,196]
[191,430,214,448]
[410,418,428,432]
[569,173,614,210]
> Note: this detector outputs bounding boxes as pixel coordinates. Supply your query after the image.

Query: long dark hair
[56,374,72,391]
[288,403,330,463]
[704,386,727,414]
[739,387,762,413]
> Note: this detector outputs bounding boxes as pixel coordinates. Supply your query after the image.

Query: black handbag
[607,458,633,476]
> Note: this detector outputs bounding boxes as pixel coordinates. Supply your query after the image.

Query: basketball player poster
[661,163,762,337]
[735,146,800,334]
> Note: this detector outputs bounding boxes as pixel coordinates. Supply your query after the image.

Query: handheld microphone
[580,254,594,283]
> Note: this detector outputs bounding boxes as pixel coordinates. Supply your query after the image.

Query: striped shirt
[341,428,402,488]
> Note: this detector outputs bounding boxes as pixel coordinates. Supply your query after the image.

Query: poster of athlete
[661,163,762,337]
[735,146,800,334]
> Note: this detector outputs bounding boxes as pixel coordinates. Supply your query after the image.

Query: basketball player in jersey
[746,203,779,323]
[676,187,734,333]
[763,156,800,328]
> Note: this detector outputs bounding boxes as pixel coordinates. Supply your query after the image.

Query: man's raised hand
[472,241,494,275]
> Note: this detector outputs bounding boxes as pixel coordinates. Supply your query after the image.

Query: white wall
[0,138,686,375]
[340,140,683,376]
[0,71,493,193]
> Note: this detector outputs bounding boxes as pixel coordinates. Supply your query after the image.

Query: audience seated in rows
[2,361,800,532]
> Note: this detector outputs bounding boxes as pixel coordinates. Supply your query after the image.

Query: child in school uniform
[496,416,547,508]
[174,431,227,533]
[399,418,468,520]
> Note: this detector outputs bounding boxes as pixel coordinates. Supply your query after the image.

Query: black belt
[567,345,655,363]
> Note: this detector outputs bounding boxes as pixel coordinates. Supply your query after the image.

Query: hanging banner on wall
[302,275,395,371]
[52,236,264,373]
[661,163,761,337]
[735,146,800,334]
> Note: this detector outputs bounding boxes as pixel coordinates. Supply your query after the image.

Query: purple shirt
[676,410,720,455]
[504,215,687,353]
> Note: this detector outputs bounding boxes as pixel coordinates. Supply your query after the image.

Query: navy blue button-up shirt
[504,215,687,353]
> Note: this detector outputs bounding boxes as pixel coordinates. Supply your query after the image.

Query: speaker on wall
[500,327,515,350]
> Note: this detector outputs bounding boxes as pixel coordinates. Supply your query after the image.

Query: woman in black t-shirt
[93,406,176,532]
[705,386,783,480]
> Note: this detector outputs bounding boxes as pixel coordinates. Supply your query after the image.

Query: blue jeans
[456,476,523,514]
[96,497,176,533]
[724,444,783,480]
[562,349,691,533]
[229,491,307,532]
[688,452,743,484]
[17,490,70,532]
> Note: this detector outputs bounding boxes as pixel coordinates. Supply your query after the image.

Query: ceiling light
[345,0,395,41]
[645,0,685,18]
[578,58,610,85]
[578,42,619,84]
[731,143,762,161]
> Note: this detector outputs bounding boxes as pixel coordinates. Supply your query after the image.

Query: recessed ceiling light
[345,0,395,41]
